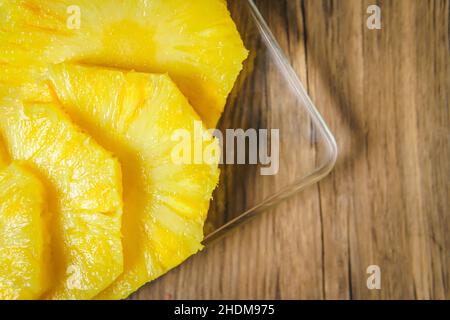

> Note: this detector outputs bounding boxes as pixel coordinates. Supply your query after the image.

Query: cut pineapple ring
[0,161,49,300]
[0,101,123,300]
[0,0,248,127]
[49,63,220,299]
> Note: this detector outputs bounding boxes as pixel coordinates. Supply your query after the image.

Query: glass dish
[203,0,338,244]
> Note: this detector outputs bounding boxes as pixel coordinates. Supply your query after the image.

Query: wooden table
[133,0,450,300]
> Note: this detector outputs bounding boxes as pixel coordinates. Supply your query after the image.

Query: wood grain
[132,0,450,300]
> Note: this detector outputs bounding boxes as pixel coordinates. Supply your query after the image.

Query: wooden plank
[305,0,449,299]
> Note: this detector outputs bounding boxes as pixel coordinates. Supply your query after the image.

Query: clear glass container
[203,0,338,244]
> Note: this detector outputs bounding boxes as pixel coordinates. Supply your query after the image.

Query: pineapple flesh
[0,100,123,299]
[0,139,8,166]
[0,0,248,127]
[0,160,49,300]
[0,0,243,299]
[48,63,220,299]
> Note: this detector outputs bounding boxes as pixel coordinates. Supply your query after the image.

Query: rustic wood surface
[132,0,450,300]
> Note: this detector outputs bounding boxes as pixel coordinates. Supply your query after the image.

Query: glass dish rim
[203,0,338,245]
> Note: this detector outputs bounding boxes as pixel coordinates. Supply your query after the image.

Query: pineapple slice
[0,100,123,299]
[0,0,248,127]
[0,161,49,300]
[0,139,8,167]
[48,63,220,299]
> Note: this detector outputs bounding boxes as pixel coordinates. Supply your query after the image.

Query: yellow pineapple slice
[0,0,248,127]
[0,160,49,300]
[48,63,220,299]
[0,100,123,299]
[0,139,8,167]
